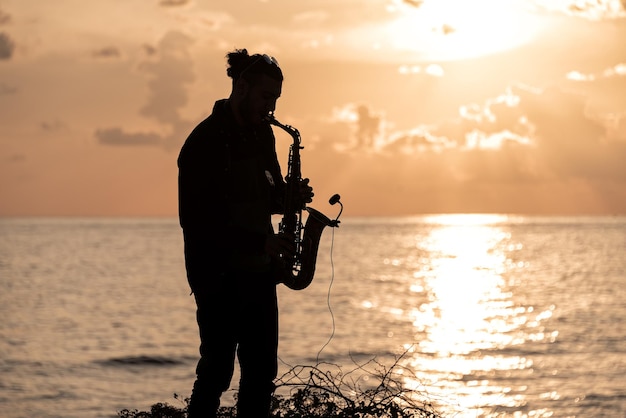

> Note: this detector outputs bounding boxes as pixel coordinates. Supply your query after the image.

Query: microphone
[328,194,342,227]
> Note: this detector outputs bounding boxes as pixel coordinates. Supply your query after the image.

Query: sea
[0,215,624,418]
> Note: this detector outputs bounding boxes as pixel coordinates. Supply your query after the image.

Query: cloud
[360,87,533,157]
[603,112,626,140]
[497,84,625,181]
[457,88,532,139]
[0,31,15,59]
[40,120,68,132]
[324,92,530,154]
[531,0,626,20]
[159,0,191,6]
[603,63,626,77]
[385,125,456,154]
[355,104,382,148]
[322,80,626,187]
[142,43,157,56]
[412,83,626,182]
[566,70,596,81]
[0,82,17,95]
[138,31,194,126]
[402,0,425,7]
[94,31,196,150]
[0,8,10,25]
[95,128,162,146]
[566,63,626,81]
[302,78,626,215]
[514,84,626,180]
[4,154,25,163]
[398,64,445,77]
[92,46,121,58]
[324,103,387,151]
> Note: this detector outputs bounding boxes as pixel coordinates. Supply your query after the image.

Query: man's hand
[265,233,295,260]
[298,178,314,206]
[266,233,297,285]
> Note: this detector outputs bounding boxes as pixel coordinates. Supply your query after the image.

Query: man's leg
[235,271,279,418]
[187,279,237,418]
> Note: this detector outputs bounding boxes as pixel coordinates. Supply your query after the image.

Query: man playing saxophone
[177,48,313,418]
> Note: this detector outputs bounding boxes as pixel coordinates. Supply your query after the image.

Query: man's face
[240,74,282,125]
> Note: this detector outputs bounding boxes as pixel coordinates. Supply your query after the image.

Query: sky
[0,0,625,217]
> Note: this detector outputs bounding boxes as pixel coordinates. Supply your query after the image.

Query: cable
[316,226,336,365]
[280,196,342,368]
[277,226,337,370]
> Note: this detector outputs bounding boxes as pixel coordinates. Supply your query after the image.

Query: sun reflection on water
[401,214,555,416]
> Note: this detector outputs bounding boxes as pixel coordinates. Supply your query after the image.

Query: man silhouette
[177,48,313,418]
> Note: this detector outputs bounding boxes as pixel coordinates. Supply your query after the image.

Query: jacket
[178,99,286,285]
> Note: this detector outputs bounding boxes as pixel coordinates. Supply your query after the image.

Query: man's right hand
[265,233,295,260]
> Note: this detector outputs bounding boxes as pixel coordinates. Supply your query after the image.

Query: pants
[187,269,278,418]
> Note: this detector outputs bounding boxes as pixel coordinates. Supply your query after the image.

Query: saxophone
[266,114,342,290]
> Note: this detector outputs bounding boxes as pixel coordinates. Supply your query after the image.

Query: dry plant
[118,353,442,418]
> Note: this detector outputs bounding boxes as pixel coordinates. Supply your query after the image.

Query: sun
[386,0,545,61]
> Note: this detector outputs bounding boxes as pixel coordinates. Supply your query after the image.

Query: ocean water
[0,215,624,418]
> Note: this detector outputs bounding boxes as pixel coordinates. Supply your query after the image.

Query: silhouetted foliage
[118,355,441,418]
[118,396,188,418]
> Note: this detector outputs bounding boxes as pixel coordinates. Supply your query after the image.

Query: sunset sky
[1,0,625,217]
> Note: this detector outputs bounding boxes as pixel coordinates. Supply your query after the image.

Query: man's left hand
[298,178,314,206]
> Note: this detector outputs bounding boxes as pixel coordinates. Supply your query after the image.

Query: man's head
[227,49,283,126]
